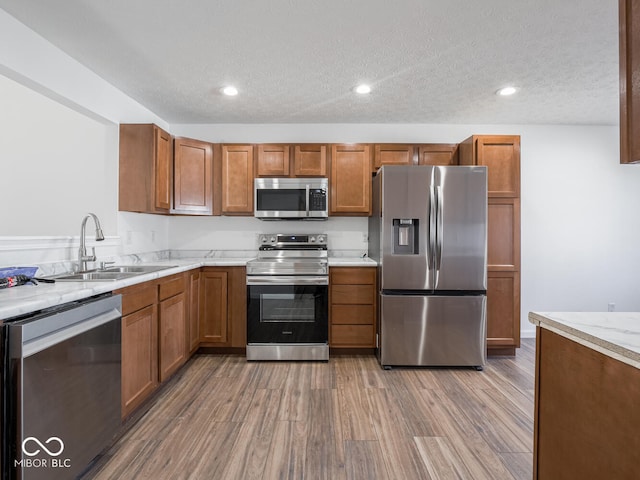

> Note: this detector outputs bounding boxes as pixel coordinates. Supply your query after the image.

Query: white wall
[0,73,118,236]
[520,125,640,319]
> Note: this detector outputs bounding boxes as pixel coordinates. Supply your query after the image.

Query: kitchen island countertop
[529,311,640,369]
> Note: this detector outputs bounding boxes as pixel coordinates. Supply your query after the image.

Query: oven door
[247,276,328,344]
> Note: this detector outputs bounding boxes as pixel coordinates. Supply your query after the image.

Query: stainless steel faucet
[77,213,105,272]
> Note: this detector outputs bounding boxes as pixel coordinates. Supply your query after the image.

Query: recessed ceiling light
[222,86,238,96]
[354,84,372,95]
[496,86,517,96]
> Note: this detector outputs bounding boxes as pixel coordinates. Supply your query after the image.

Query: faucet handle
[98,261,115,270]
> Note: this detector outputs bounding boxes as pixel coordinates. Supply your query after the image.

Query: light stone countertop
[0,254,376,321]
[529,311,640,370]
[328,257,376,267]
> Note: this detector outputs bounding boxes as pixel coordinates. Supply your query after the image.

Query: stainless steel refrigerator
[368,165,488,369]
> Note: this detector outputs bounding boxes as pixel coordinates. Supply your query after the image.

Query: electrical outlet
[608,303,615,312]
[151,230,156,243]
[125,231,133,245]
[362,232,368,243]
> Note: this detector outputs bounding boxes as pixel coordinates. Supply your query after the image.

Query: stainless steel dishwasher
[2,293,121,480]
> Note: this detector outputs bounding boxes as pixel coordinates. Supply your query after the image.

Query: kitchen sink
[103,265,176,274]
[51,265,178,282]
[52,272,138,281]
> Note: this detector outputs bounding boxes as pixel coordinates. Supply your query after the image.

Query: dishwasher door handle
[21,300,121,357]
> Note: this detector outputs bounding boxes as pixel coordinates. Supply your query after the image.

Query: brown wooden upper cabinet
[459,135,520,197]
[330,144,372,215]
[119,124,173,214]
[418,144,459,166]
[373,144,414,172]
[173,137,213,215]
[255,144,327,177]
[256,144,290,177]
[221,145,254,215]
[620,0,640,164]
[373,144,459,173]
[294,144,327,176]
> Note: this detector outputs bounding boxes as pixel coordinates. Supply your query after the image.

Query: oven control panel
[258,233,327,247]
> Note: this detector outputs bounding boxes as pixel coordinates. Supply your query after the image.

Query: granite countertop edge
[529,311,640,370]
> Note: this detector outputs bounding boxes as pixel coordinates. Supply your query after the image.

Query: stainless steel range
[246,234,329,361]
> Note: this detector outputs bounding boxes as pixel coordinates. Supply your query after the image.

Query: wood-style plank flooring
[90,339,535,479]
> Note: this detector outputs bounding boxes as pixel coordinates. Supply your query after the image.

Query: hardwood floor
[90,339,535,479]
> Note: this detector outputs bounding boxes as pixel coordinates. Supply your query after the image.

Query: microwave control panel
[309,189,327,211]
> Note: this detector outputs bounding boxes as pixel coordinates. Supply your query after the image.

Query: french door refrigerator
[368,165,488,369]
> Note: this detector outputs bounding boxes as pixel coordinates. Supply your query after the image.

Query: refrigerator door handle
[435,185,444,276]
[428,184,437,271]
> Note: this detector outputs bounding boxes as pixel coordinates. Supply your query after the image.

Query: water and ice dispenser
[392,219,419,254]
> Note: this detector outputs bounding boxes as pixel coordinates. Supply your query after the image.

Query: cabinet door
[200,270,229,344]
[418,144,458,166]
[488,198,520,271]
[188,270,201,353]
[221,145,254,214]
[122,304,158,418]
[330,144,371,215]
[373,144,414,172]
[173,137,213,214]
[294,144,327,176]
[158,293,187,382]
[154,126,173,211]
[487,271,520,349]
[119,124,171,214]
[475,136,520,197]
[228,267,248,348]
[257,144,290,177]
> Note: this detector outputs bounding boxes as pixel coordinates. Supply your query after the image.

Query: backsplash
[0,214,369,276]
[168,215,368,253]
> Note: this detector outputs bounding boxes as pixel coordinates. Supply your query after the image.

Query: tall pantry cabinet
[460,135,521,355]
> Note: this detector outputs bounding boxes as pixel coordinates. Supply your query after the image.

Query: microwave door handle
[305,184,310,217]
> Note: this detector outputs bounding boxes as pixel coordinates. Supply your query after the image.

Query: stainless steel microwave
[254,178,328,220]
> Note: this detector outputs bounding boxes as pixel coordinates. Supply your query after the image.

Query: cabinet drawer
[331,325,375,347]
[159,275,185,300]
[331,305,374,325]
[331,284,375,305]
[119,283,157,316]
[331,268,375,285]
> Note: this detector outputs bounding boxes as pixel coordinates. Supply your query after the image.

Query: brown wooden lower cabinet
[188,270,201,354]
[118,282,158,419]
[487,271,520,354]
[534,328,640,479]
[117,273,189,418]
[200,270,228,344]
[200,267,247,347]
[330,267,376,348]
[158,274,187,382]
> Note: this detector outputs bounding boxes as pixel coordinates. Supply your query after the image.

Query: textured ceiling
[0,0,619,125]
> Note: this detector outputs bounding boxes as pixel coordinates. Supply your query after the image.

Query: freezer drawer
[379,294,486,367]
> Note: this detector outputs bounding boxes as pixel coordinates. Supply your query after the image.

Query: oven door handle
[247,275,329,286]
